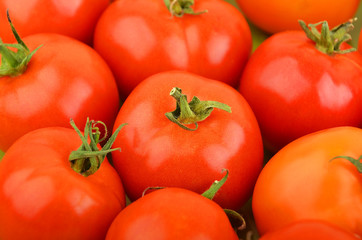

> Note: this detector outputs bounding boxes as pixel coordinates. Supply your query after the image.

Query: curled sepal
[224,209,246,232]
[298,18,357,55]
[69,118,127,177]
[165,87,231,131]
[164,0,207,17]
[201,169,228,200]
[330,155,362,173]
[0,10,42,77]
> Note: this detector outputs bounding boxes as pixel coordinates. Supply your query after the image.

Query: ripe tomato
[235,0,360,33]
[0,123,126,239]
[252,126,362,237]
[239,21,362,153]
[106,187,238,240]
[111,71,264,210]
[93,0,252,98]
[0,33,120,152]
[259,220,360,240]
[0,0,109,44]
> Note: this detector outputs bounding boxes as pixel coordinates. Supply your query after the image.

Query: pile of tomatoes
[0,0,361,239]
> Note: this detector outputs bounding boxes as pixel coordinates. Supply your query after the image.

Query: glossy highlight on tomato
[94,0,252,98]
[111,71,264,210]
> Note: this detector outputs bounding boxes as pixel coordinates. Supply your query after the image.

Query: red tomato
[259,220,360,240]
[236,0,360,33]
[0,125,126,239]
[0,33,120,152]
[111,71,264,210]
[93,0,252,98]
[252,126,362,237]
[239,22,362,153]
[106,187,238,240]
[0,0,109,44]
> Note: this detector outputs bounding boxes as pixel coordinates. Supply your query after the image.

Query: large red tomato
[93,0,252,98]
[252,126,362,237]
[111,71,264,210]
[0,0,110,44]
[0,32,120,152]
[0,121,126,239]
[106,187,239,240]
[239,20,362,153]
[259,220,360,240]
[236,0,360,34]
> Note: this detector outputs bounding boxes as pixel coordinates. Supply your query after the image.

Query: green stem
[0,10,41,77]
[165,87,231,131]
[330,155,362,173]
[69,118,127,177]
[164,0,207,17]
[299,18,357,55]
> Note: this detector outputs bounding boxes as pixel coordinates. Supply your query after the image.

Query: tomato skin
[252,126,362,237]
[93,0,252,98]
[0,127,126,240]
[111,71,263,210]
[239,31,362,153]
[236,0,360,34]
[0,0,109,44]
[106,187,238,240]
[0,33,120,151]
[259,220,360,240]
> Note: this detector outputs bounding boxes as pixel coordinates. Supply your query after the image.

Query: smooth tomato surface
[0,127,126,240]
[259,220,360,240]
[106,187,238,240]
[236,0,360,33]
[94,0,251,98]
[0,0,109,44]
[239,31,362,153]
[111,71,263,210]
[0,33,120,151]
[252,127,362,237]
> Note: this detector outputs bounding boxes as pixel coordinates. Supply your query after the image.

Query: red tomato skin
[0,127,126,240]
[252,126,362,237]
[106,187,239,240]
[259,220,360,240]
[0,0,109,44]
[236,0,360,34]
[0,33,120,151]
[239,31,362,153]
[93,0,252,98]
[111,71,264,210]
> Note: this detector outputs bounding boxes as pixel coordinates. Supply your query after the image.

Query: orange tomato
[236,0,360,33]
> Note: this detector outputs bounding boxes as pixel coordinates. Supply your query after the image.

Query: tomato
[239,20,362,153]
[0,32,120,152]
[93,0,252,98]
[252,126,362,237]
[106,187,238,240]
[111,71,263,210]
[0,120,126,239]
[235,0,360,34]
[259,220,360,240]
[0,0,110,45]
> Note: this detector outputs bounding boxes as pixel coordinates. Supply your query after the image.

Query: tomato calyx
[165,87,231,131]
[0,11,42,77]
[330,155,362,173]
[163,0,207,17]
[202,169,246,232]
[299,19,357,55]
[69,118,127,177]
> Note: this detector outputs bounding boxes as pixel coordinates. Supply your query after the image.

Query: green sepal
[163,0,207,17]
[201,169,228,200]
[165,87,231,131]
[330,155,362,173]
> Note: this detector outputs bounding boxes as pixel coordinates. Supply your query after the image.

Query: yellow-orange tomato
[236,0,360,33]
[252,126,362,237]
